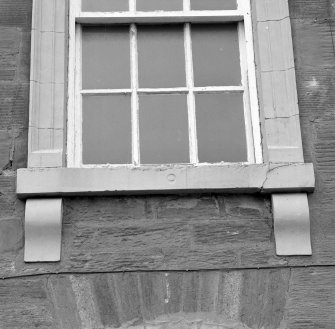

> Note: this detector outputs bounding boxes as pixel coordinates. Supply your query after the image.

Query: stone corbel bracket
[272,194,311,256]
[25,199,63,262]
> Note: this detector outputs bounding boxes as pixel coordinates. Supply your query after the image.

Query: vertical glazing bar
[184,23,198,164]
[129,0,140,165]
[130,24,140,165]
[185,0,198,164]
[129,0,136,12]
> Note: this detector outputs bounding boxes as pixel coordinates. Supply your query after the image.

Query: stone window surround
[16,0,315,262]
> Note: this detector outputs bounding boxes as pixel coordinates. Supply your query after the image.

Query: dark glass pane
[196,93,247,162]
[139,95,189,164]
[137,25,185,88]
[191,0,237,10]
[82,95,132,164]
[137,0,182,11]
[82,25,130,89]
[82,0,128,12]
[192,24,241,86]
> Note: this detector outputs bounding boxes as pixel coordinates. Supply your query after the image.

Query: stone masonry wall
[1,0,335,328]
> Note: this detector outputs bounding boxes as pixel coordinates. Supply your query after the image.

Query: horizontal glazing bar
[77,11,244,24]
[193,86,244,93]
[137,88,188,94]
[81,89,132,95]
[81,86,244,95]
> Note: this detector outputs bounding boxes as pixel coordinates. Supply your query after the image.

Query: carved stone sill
[16,163,314,198]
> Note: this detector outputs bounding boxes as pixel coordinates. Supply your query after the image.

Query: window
[67,0,262,168]
[19,0,314,260]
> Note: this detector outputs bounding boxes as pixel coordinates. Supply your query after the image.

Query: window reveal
[69,0,261,167]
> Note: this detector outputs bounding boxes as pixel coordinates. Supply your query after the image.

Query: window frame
[66,0,263,168]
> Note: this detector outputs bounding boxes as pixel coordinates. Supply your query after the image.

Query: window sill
[16,163,314,199]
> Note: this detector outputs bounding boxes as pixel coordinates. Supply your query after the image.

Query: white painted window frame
[67,0,262,168]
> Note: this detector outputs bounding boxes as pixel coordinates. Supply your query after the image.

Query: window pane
[139,95,189,164]
[192,24,241,86]
[137,0,182,11]
[82,0,128,12]
[82,95,132,164]
[137,25,186,88]
[82,26,130,89]
[196,93,247,163]
[191,0,237,10]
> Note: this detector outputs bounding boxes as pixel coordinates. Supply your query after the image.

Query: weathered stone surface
[0,175,24,218]
[0,130,11,169]
[16,163,315,198]
[287,267,335,328]
[0,0,32,30]
[0,21,30,173]
[0,217,23,253]
[289,0,332,19]
[0,268,334,329]
[0,194,278,276]
[240,269,290,329]
[0,277,54,329]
